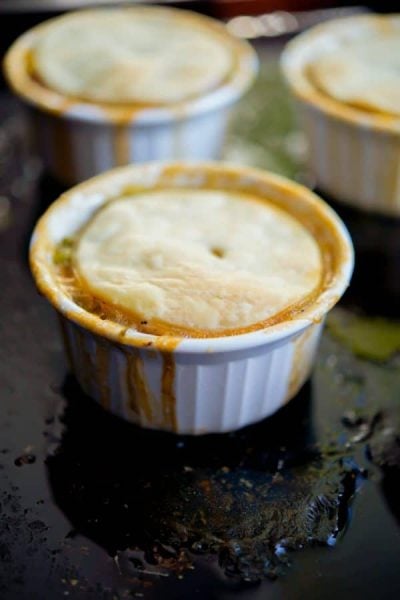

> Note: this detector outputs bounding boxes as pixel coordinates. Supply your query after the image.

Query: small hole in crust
[211,246,225,258]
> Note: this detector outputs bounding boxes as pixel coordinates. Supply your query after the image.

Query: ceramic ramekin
[281,15,400,217]
[3,7,258,185]
[30,162,353,434]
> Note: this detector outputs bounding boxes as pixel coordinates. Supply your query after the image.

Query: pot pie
[30,162,353,434]
[4,7,258,185]
[56,189,322,337]
[281,15,400,217]
[5,6,253,112]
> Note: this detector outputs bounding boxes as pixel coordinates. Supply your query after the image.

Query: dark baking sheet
[1,40,400,600]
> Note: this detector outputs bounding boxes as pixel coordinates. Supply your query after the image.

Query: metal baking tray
[1,25,400,600]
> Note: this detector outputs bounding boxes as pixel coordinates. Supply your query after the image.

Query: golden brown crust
[32,9,233,105]
[71,189,322,333]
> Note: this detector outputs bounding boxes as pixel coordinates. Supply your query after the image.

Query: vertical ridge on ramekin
[235,358,250,429]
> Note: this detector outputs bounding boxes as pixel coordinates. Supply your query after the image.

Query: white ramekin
[30,162,354,434]
[281,15,400,217]
[3,7,258,185]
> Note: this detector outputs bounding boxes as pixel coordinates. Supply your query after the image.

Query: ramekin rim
[3,5,258,125]
[281,13,400,135]
[29,160,354,354]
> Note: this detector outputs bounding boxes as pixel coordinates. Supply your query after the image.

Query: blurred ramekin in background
[3,7,258,185]
[281,15,400,217]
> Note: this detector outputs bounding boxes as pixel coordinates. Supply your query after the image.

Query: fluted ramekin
[4,7,258,185]
[30,162,353,434]
[281,15,400,217]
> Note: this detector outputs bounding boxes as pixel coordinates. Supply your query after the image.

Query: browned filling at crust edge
[53,188,339,339]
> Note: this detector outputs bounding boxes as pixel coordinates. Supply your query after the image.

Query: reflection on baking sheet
[47,376,360,582]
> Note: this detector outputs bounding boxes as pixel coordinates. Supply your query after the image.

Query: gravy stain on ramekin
[124,350,154,423]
